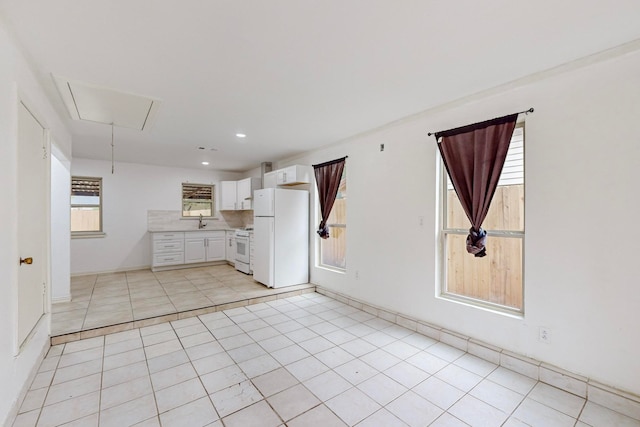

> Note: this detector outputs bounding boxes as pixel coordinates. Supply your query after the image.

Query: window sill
[317,265,346,274]
[71,232,106,239]
[180,217,219,220]
[437,292,524,319]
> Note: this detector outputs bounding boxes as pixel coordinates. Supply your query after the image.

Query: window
[182,183,214,217]
[320,167,346,270]
[71,176,102,234]
[440,125,524,312]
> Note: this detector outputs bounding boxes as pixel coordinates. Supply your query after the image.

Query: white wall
[284,48,640,396]
[51,152,71,301]
[0,18,72,425]
[70,159,242,275]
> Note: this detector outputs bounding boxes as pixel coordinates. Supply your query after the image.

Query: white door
[253,216,274,287]
[17,102,47,347]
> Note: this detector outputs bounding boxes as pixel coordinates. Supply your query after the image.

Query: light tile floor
[53,265,313,336]
[17,292,640,426]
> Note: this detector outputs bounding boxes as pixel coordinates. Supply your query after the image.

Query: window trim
[437,123,525,316]
[71,176,104,237]
[181,182,215,218]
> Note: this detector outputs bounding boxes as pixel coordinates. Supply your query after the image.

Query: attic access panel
[53,75,161,131]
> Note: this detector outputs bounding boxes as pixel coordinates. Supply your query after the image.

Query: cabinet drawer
[153,239,184,253]
[153,252,184,266]
[152,232,184,241]
[186,231,225,239]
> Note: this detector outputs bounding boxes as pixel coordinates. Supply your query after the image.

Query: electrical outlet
[539,327,551,343]
[419,216,424,226]
[355,270,359,280]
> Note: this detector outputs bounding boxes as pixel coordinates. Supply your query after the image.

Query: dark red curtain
[313,157,346,239]
[436,114,517,257]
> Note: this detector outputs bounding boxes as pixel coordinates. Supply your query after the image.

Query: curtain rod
[312,156,348,169]
[427,108,534,137]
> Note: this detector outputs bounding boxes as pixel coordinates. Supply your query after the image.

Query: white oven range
[235,229,251,274]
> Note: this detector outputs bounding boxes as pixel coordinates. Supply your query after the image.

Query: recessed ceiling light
[236,133,246,138]
[201,161,209,165]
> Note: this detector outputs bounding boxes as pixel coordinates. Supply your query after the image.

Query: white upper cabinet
[220,181,237,210]
[236,177,262,210]
[221,178,262,210]
[275,165,311,186]
[263,171,277,189]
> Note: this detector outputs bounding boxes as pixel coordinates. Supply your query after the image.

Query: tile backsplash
[147,210,251,231]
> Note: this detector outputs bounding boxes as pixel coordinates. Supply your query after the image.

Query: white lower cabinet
[206,234,225,261]
[185,237,206,263]
[152,232,185,267]
[184,231,226,263]
[151,230,226,270]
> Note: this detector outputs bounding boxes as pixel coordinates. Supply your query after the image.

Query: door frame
[14,91,52,355]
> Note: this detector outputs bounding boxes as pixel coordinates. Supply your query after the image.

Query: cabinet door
[275,165,310,185]
[184,238,206,263]
[276,168,288,185]
[237,178,250,206]
[206,238,225,261]
[220,181,237,210]
[231,238,236,262]
[225,234,236,262]
[263,171,277,189]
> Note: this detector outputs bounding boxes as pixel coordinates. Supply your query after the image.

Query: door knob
[20,257,33,265]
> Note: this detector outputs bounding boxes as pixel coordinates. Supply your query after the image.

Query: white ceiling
[2,1,640,172]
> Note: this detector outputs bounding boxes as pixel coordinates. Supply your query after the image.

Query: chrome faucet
[198,214,207,229]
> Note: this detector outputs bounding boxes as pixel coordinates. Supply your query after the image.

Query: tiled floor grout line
[185,317,227,427]
[79,275,99,331]
[21,289,639,426]
[97,338,105,427]
[56,266,315,342]
[31,349,58,427]
[125,273,135,323]
[226,306,317,427]
[143,325,166,427]
[572,399,589,427]
[223,298,465,426]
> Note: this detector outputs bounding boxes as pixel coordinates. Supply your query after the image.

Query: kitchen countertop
[148,228,240,233]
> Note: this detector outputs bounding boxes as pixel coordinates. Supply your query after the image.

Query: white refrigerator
[253,188,309,288]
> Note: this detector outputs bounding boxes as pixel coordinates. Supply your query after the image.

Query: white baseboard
[70,264,151,277]
[314,285,640,420]
[51,295,71,304]
[3,322,50,427]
